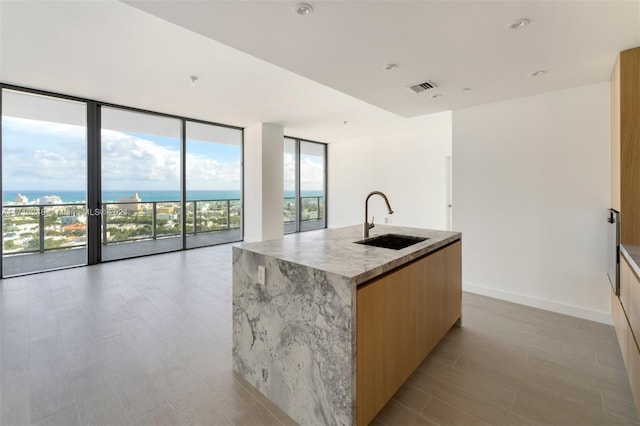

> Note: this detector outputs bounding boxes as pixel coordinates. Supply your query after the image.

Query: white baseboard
[463,281,613,325]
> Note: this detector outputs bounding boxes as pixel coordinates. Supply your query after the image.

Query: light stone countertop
[235,224,461,286]
[621,244,640,278]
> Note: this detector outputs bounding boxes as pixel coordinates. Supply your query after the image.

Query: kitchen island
[232,225,461,425]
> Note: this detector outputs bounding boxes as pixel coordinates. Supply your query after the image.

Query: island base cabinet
[615,256,640,418]
[356,241,462,425]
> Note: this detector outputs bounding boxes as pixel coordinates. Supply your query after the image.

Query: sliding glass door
[1,89,87,276]
[185,121,242,248]
[300,140,326,231]
[0,85,243,274]
[283,137,297,234]
[283,137,327,233]
[100,107,182,261]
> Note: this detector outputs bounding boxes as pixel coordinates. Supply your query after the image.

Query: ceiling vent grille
[408,80,438,94]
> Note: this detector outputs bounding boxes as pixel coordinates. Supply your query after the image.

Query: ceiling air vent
[408,80,438,94]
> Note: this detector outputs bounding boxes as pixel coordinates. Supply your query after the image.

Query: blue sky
[128,132,242,164]
[2,117,242,191]
[2,116,324,192]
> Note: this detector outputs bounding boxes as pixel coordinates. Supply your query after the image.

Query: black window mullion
[87,101,101,265]
[180,120,187,249]
[295,139,301,233]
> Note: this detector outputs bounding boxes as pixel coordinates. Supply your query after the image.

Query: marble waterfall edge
[232,247,354,425]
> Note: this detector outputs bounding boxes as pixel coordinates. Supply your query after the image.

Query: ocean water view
[2,189,323,204]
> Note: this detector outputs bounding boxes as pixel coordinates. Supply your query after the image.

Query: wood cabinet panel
[629,336,640,420]
[612,282,640,419]
[444,241,462,329]
[629,266,640,345]
[618,47,640,244]
[621,256,633,317]
[612,57,621,211]
[620,255,640,351]
[612,45,640,420]
[612,288,630,371]
[356,242,461,425]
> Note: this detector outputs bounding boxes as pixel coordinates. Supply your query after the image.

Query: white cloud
[101,129,241,190]
[284,153,295,191]
[2,117,86,187]
[185,154,241,190]
[2,117,241,190]
[300,155,324,190]
[101,129,181,185]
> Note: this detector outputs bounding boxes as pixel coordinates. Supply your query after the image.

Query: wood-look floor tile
[1,368,30,426]
[526,352,631,403]
[130,405,182,426]
[31,405,80,426]
[420,395,491,426]
[230,402,283,426]
[204,373,256,420]
[417,356,516,410]
[602,390,640,425]
[407,367,529,425]
[74,387,131,426]
[0,245,637,426]
[512,386,636,426]
[389,382,431,414]
[535,324,620,356]
[28,371,75,424]
[1,328,29,372]
[113,377,165,421]
[375,399,437,426]
[597,349,630,372]
[67,367,117,401]
[232,373,296,426]
[163,379,232,426]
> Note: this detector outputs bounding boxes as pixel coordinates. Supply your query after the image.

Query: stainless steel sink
[355,233,428,250]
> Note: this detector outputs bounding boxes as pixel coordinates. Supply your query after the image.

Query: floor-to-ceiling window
[185,121,242,248]
[100,107,182,261]
[283,137,297,234]
[299,140,326,231]
[1,89,87,276]
[283,137,327,233]
[0,85,243,276]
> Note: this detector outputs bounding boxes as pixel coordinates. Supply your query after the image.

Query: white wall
[244,123,284,242]
[452,82,611,323]
[329,112,452,230]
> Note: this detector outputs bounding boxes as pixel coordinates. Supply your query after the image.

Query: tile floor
[2,230,241,277]
[0,243,638,425]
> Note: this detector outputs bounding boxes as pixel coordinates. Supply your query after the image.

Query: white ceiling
[1,0,639,143]
[124,0,640,118]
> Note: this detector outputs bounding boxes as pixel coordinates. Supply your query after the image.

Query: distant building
[157,213,177,221]
[60,216,79,225]
[156,213,178,220]
[37,195,62,205]
[62,223,86,233]
[14,193,28,204]
[117,192,142,212]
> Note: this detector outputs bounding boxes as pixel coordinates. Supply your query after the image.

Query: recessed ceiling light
[431,93,442,99]
[529,70,547,77]
[461,88,471,92]
[384,63,398,70]
[295,3,313,15]
[507,18,530,30]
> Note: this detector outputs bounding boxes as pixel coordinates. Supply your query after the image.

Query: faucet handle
[370,216,375,228]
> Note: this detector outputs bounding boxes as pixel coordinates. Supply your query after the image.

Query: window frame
[284,136,328,234]
[0,83,244,275]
